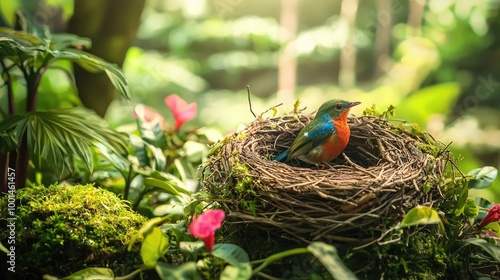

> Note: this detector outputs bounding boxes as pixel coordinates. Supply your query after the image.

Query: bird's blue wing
[287,114,335,160]
[274,150,289,162]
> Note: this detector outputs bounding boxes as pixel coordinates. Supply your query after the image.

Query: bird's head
[316,99,361,120]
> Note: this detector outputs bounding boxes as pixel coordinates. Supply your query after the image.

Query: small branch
[247,85,257,118]
[251,247,309,275]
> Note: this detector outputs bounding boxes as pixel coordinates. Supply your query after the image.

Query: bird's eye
[335,103,343,110]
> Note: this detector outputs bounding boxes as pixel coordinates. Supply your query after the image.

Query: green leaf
[307,242,358,280]
[179,240,205,256]
[0,26,42,46]
[485,222,500,237]
[128,215,173,251]
[52,267,114,280]
[454,185,469,216]
[0,1,19,27]
[212,244,252,280]
[145,142,167,171]
[0,241,9,254]
[1,108,128,178]
[398,206,441,228]
[468,166,498,189]
[220,264,252,280]
[148,171,192,195]
[397,82,460,126]
[464,197,479,219]
[462,238,500,263]
[51,33,92,50]
[141,227,169,266]
[183,140,208,162]
[155,262,202,280]
[55,49,130,99]
[212,243,250,266]
[144,177,184,197]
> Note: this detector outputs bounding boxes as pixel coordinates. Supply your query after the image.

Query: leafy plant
[0,21,130,190]
[394,166,500,278]
[47,209,357,280]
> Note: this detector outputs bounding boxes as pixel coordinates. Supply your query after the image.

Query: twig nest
[203,115,449,242]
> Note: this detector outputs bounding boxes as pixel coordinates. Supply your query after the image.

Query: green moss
[343,231,449,280]
[0,184,147,279]
[363,104,396,119]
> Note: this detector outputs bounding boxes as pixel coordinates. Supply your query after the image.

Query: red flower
[480,204,500,227]
[164,94,197,131]
[133,104,164,128]
[189,209,225,251]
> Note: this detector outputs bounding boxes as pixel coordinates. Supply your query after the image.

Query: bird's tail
[274,150,288,162]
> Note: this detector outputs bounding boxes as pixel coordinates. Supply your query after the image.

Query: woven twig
[203,115,450,242]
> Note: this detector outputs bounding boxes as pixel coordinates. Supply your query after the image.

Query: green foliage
[212,244,251,279]
[0,22,131,188]
[0,108,128,178]
[307,242,358,280]
[43,268,115,280]
[0,184,146,279]
[141,227,169,266]
[468,166,498,190]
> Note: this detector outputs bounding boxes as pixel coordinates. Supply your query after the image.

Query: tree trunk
[277,0,298,105]
[67,0,146,117]
[339,0,359,88]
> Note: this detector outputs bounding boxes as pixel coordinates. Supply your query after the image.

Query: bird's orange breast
[319,117,351,161]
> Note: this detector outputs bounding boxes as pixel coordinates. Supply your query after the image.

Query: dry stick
[247,85,257,118]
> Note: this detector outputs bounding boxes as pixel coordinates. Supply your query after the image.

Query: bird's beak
[347,101,361,108]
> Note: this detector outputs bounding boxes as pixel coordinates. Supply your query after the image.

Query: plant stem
[251,247,309,275]
[0,59,15,115]
[15,65,46,189]
[0,153,8,194]
[115,267,154,280]
[124,164,134,200]
[15,133,29,189]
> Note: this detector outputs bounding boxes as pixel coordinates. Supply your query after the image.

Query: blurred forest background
[1,0,500,201]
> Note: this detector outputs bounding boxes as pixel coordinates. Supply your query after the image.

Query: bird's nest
[202,114,454,243]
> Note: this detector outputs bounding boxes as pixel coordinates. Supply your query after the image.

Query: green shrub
[0,184,146,279]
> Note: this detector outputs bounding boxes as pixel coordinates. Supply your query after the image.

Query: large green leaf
[144,177,188,197]
[0,108,128,178]
[468,166,498,189]
[51,33,92,50]
[43,267,114,280]
[155,261,202,280]
[461,238,500,263]
[398,205,441,228]
[55,49,130,99]
[212,244,250,266]
[0,27,42,46]
[128,215,175,251]
[212,244,252,280]
[307,242,358,280]
[397,82,461,126]
[141,227,169,266]
[0,1,19,27]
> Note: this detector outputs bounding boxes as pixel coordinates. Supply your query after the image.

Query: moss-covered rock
[0,184,147,279]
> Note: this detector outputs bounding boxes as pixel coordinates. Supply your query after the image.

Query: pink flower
[133,104,164,128]
[189,209,225,251]
[480,204,500,227]
[164,94,197,131]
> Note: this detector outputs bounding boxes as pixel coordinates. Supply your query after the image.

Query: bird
[275,99,361,164]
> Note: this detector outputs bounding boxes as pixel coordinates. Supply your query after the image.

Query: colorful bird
[275,99,361,164]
